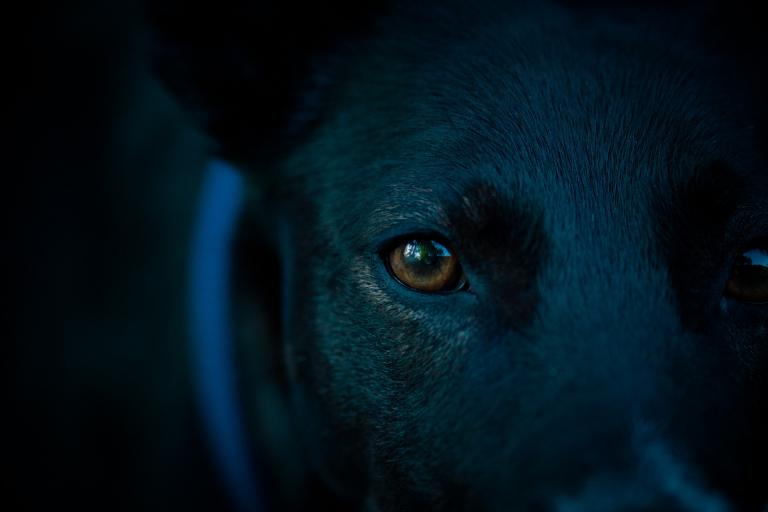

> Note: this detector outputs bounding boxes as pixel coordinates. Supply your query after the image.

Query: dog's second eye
[386,239,466,293]
[724,240,768,304]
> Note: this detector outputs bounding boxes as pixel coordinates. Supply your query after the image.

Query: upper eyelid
[722,222,768,266]
[373,227,458,253]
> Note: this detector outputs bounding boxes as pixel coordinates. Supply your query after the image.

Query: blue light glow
[188,160,264,512]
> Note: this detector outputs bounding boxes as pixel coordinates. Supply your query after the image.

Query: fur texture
[152,1,767,510]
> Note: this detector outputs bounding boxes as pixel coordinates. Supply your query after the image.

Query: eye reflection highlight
[725,242,768,304]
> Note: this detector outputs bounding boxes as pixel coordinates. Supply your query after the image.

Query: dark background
[10,1,766,511]
[12,2,230,509]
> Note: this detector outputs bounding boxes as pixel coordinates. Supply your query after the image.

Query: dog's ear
[149,1,388,166]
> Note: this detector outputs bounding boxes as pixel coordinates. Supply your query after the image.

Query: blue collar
[188,160,264,512]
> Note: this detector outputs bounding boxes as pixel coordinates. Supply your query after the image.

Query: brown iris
[724,241,768,303]
[387,239,465,292]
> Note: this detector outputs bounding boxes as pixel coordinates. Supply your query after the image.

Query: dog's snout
[549,433,734,512]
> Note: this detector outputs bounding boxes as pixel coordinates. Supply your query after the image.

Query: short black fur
[152,1,768,511]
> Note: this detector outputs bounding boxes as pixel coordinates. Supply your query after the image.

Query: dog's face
[154,2,767,510]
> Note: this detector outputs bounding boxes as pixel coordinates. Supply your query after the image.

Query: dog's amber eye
[387,239,466,293]
[724,240,768,303]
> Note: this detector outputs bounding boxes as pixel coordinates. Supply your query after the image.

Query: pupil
[402,240,452,271]
[405,241,438,266]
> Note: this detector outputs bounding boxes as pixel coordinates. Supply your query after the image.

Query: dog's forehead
[280,4,763,252]
[304,6,756,202]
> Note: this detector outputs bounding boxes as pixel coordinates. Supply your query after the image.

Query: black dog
[152,1,767,510]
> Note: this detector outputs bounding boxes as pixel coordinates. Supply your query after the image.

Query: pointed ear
[148,1,388,165]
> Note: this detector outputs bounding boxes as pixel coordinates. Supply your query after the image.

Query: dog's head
[153,1,767,510]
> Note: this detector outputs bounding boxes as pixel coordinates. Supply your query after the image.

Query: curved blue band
[188,160,264,512]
